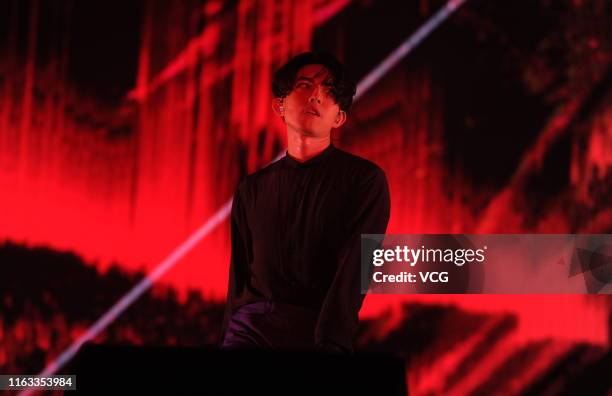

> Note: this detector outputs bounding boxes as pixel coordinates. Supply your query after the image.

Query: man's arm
[315,166,391,353]
[220,186,252,343]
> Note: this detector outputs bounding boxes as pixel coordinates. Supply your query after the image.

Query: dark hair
[272,52,356,112]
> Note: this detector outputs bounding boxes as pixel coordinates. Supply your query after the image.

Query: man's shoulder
[332,146,386,178]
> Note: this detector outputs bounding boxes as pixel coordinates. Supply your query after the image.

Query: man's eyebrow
[295,76,314,82]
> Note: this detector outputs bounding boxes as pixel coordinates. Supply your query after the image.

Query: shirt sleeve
[219,185,252,343]
[314,166,391,353]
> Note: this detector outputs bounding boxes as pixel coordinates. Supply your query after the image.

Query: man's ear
[272,98,285,119]
[332,110,347,128]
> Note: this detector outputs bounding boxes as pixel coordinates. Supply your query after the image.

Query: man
[220,52,390,354]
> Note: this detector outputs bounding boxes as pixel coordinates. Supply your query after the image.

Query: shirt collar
[284,143,336,168]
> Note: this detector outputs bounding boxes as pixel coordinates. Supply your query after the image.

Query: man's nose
[309,85,322,104]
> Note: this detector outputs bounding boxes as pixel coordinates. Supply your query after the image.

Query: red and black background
[1,0,611,394]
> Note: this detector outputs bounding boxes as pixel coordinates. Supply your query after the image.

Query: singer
[220,52,390,354]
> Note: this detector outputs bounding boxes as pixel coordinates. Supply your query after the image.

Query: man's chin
[287,121,331,138]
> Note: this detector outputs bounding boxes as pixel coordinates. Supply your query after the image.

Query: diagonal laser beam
[32,200,233,379]
[355,0,466,100]
[21,1,468,392]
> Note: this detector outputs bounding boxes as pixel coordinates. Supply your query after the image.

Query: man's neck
[286,130,331,162]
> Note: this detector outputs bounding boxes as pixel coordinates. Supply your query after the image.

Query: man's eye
[296,82,310,88]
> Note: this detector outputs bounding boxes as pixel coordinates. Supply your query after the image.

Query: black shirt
[222,143,390,351]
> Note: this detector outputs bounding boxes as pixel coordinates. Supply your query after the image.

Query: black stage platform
[70,344,408,395]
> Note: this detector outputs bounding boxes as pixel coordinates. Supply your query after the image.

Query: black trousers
[221,301,320,351]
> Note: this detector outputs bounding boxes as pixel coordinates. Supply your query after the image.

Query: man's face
[280,64,346,137]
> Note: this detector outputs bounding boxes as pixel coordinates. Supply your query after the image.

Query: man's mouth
[304,109,320,117]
